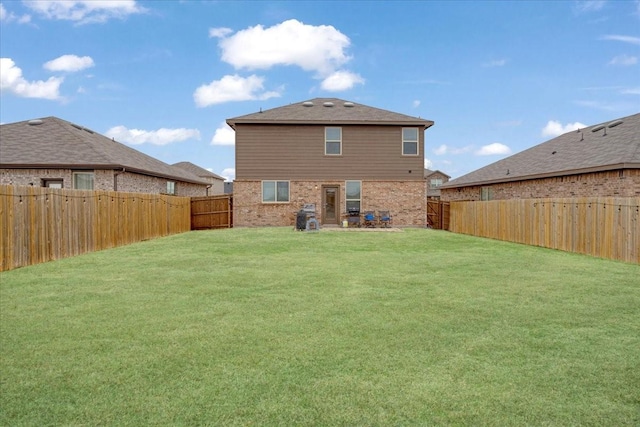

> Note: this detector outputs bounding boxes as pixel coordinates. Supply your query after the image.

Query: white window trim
[262,180,290,203]
[325,127,342,156]
[402,127,419,156]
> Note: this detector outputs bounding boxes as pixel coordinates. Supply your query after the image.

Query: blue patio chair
[378,210,392,228]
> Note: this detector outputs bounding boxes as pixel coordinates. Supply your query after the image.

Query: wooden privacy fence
[191,194,233,230]
[0,185,191,272]
[427,200,450,230]
[449,197,640,264]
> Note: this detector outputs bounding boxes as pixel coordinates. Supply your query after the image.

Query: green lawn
[1,228,639,426]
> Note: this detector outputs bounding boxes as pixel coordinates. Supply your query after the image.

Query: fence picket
[449,197,640,264]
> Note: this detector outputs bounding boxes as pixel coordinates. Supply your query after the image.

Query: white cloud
[475,143,512,156]
[218,19,351,76]
[0,57,63,100]
[209,27,232,38]
[433,144,473,155]
[23,0,145,24]
[220,167,235,182]
[608,54,638,66]
[434,144,448,155]
[413,100,421,108]
[424,158,433,170]
[320,70,364,91]
[194,74,281,107]
[482,59,508,67]
[44,54,95,72]
[600,35,640,45]
[541,120,587,137]
[621,87,640,95]
[0,3,31,23]
[575,1,606,13]
[105,125,200,145]
[211,122,235,146]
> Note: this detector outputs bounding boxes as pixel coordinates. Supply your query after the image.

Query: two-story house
[227,98,434,227]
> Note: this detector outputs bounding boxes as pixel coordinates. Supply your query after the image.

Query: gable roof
[172,161,224,180]
[442,112,640,189]
[425,169,451,179]
[0,117,208,185]
[227,98,434,128]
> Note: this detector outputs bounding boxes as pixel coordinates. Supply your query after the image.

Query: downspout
[114,168,125,191]
[206,185,212,196]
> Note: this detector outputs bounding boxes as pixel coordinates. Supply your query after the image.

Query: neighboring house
[425,169,451,199]
[227,98,435,227]
[441,112,640,201]
[173,161,225,195]
[0,117,210,196]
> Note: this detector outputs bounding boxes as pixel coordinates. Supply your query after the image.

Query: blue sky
[1,0,639,181]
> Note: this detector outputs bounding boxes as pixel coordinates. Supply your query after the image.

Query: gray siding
[236,124,425,181]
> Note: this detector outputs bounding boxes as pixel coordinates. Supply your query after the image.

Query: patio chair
[378,210,392,228]
[347,207,361,228]
[363,210,377,228]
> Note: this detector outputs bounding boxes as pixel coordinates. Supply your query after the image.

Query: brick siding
[0,168,208,196]
[441,169,640,201]
[234,179,426,227]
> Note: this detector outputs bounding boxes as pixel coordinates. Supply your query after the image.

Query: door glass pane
[325,188,336,220]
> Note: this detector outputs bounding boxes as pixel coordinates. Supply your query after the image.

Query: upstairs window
[430,178,443,189]
[402,128,419,155]
[325,127,342,155]
[262,180,290,203]
[73,172,94,190]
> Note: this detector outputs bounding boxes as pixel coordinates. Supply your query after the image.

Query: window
[73,172,94,190]
[480,186,493,201]
[402,128,419,155]
[167,181,176,195]
[345,180,361,211]
[325,127,342,155]
[42,179,63,188]
[430,178,443,189]
[262,180,290,203]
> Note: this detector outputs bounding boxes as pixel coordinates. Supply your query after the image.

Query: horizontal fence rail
[449,197,640,264]
[0,185,191,271]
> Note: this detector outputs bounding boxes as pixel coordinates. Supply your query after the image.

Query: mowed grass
[1,228,639,426]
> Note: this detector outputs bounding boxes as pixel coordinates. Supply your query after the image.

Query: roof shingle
[442,112,640,188]
[0,117,208,185]
[227,98,434,128]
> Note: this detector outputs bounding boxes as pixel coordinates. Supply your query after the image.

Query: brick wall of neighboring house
[114,171,207,196]
[441,169,640,201]
[0,168,207,196]
[234,180,426,227]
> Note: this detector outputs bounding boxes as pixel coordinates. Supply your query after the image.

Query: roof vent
[343,102,354,107]
[302,101,314,107]
[591,125,605,133]
[323,101,334,107]
[28,119,43,126]
[607,120,623,128]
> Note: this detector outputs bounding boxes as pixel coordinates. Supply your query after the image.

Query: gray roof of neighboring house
[227,98,434,128]
[442,112,640,189]
[0,117,209,185]
[172,161,225,181]
[425,169,451,179]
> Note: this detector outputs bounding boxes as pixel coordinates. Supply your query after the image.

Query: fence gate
[191,194,233,230]
[427,200,450,230]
